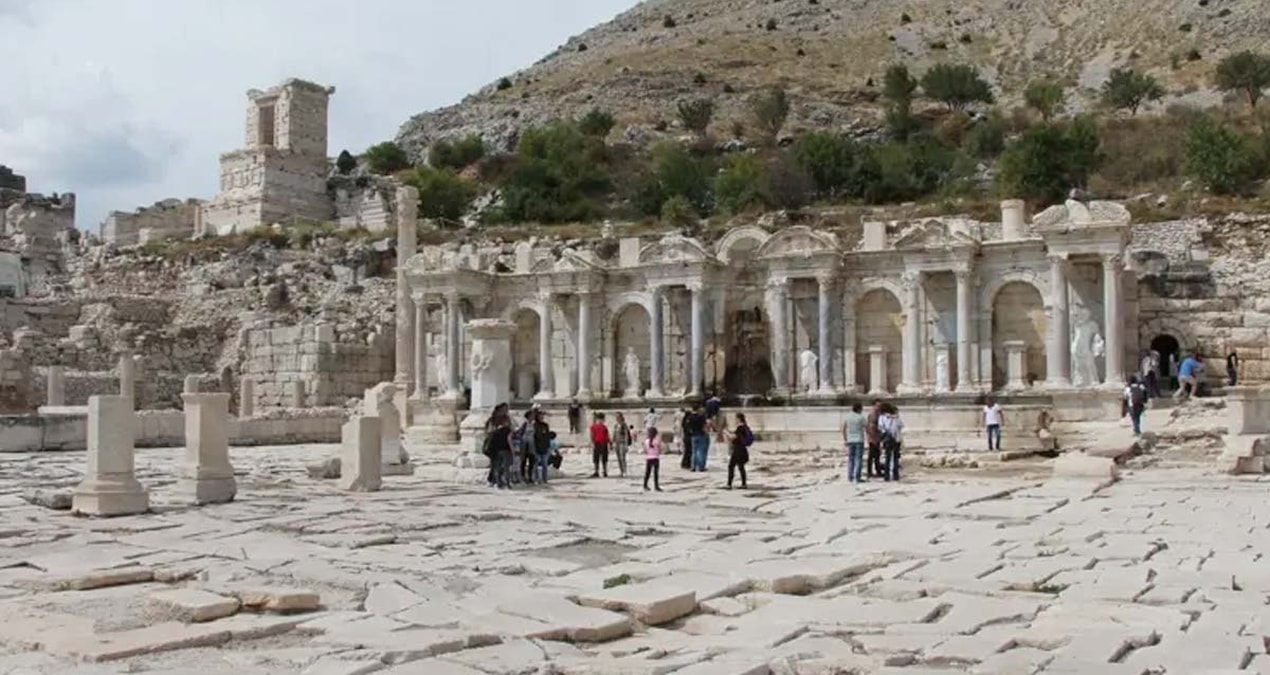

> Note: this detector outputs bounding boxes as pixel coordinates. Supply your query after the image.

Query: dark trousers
[1145,371,1160,399]
[535,451,550,484]
[591,442,609,476]
[520,449,535,482]
[1129,405,1145,435]
[728,457,747,488]
[986,424,1002,451]
[487,450,511,488]
[883,443,901,481]
[867,442,882,477]
[1229,368,1238,387]
[569,417,580,434]
[643,458,660,489]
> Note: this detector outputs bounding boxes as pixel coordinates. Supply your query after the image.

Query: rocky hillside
[397,0,1270,159]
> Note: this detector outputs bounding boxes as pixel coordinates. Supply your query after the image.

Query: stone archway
[611,303,651,398]
[855,288,903,393]
[991,281,1047,389]
[510,308,540,401]
[1150,333,1182,391]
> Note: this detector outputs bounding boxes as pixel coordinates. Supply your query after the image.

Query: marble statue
[935,348,950,392]
[435,349,449,392]
[623,347,641,398]
[1071,318,1100,388]
[799,349,819,394]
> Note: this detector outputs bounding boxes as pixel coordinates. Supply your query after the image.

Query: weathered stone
[497,594,632,643]
[176,393,237,504]
[307,456,341,479]
[46,621,232,662]
[20,488,72,510]
[148,588,241,622]
[339,415,382,492]
[1052,453,1119,483]
[233,587,321,613]
[72,395,150,517]
[574,579,697,625]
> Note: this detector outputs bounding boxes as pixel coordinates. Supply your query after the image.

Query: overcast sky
[0,0,635,230]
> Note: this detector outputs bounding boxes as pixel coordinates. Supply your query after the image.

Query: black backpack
[1129,383,1147,409]
[533,422,551,453]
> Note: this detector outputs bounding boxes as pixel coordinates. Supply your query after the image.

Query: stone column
[648,285,666,398]
[366,382,411,475]
[118,355,137,409]
[535,293,555,400]
[955,267,973,391]
[899,272,923,394]
[1102,253,1125,386]
[72,395,149,516]
[575,291,594,400]
[868,345,889,395]
[339,415,383,493]
[457,320,516,456]
[769,278,790,395]
[1004,340,1028,391]
[239,378,255,418]
[1047,254,1072,387]
[688,282,705,397]
[183,374,200,394]
[413,300,429,399]
[394,187,419,391]
[816,273,835,394]
[46,365,65,407]
[443,292,462,399]
[841,301,857,394]
[177,393,237,505]
[290,380,307,408]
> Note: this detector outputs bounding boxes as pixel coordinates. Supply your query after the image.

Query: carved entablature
[755,225,840,260]
[893,218,980,251]
[1033,200,1132,257]
[638,234,713,266]
[1033,200,1131,231]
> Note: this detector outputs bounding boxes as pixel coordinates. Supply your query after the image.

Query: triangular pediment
[756,226,840,259]
[894,218,979,250]
[639,235,711,265]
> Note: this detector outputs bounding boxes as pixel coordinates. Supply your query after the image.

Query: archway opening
[1150,333,1181,391]
[991,281,1047,389]
[724,306,772,396]
[511,308,540,401]
[856,289,903,393]
[612,304,651,398]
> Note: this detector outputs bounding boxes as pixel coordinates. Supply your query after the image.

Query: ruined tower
[200,79,336,235]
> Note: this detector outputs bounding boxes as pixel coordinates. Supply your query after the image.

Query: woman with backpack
[484,403,513,489]
[1124,375,1149,436]
[727,413,754,490]
[612,412,633,478]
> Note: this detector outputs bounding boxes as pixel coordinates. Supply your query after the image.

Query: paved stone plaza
[1,444,1267,674]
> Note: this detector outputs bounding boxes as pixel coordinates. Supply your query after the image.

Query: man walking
[567,399,582,435]
[1173,354,1203,401]
[842,403,866,483]
[1227,351,1239,387]
[1124,375,1149,436]
[982,397,1004,451]
[687,405,710,471]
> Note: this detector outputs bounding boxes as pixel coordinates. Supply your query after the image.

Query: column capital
[766,276,790,291]
[901,269,923,286]
[1047,251,1069,263]
[815,270,838,286]
[1102,252,1124,271]
[685,280,705,294]
[953,265,973,283]
[444,290,460,303]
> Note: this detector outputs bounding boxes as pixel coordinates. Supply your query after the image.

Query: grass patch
[603,573,633,589]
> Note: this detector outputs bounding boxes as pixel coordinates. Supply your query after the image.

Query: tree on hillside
[1024,80,1065,121]
[676,98,716,137]
[749,87,791,143]
[364,142,411,175]
[1101,68,1164,115]
[997,118,1103,205]
[1214,51,1270,109]
[429,135,485,171]
[793,132,855,197]
[882,64,920,139]
[404,167,476,223]
[578,109,617,138]
[920,64,995,111]
[1184,116,1262,195]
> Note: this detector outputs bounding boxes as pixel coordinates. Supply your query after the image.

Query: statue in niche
[799,349,819,393]
[435,348,449,392]
[1070,311,1103,387]
[935,348,950,392]
[623,347,641,398]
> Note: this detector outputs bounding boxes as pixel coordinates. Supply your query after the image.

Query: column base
[406,399,460,446]
[770,387,792,400]
[533,391,557,402]
[646,389,666,400]
[812,387,839,399]
[1044,378,1073,390]
[867,388,890,397]
[175,475,237,505]
[576,389,594,402]
[72,476,150,517]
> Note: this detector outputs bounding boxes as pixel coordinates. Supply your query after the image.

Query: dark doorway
[1150,334,1181,391]
[724,307,773,396]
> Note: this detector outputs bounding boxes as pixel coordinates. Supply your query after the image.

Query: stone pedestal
[183,375,200,394]
[457,319,516,458]
[290,380,307,409]
[46,365,65,407]
[365,382,412,476]
[340,416,382,492]
[239,378,255,419]
[868,345,888,396]
[72,395,149,517]
[177,393,237,505]
[1004,340,1028,391]
[934,343,951,394]
[408,398,461,445]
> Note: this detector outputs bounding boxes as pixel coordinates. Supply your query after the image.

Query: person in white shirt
[877,404,904,482]
[982,397,1004,451]
[643,408,660,437]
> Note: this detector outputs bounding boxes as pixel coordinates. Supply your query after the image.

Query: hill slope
[396,0,1270,159]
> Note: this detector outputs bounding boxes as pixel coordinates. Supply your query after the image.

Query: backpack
[1129,383,1147,409]
[739,425,754,448]
[533,423,551,453]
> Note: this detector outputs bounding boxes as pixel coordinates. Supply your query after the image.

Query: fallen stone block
[233,587,321,613]
[497,594,632,643]
[301,655,388,675]
[307,457,341,479]
[46,621,232,662]
[24,566,155,591]
[211,613,306,641]
[20,488,72,510]
[742,555,888,595]
[574,580,697,625]
[147,588,240,623]
[1052,453,1118,483]
[1219,436,1268,475]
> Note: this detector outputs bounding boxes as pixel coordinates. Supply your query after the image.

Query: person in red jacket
[589,412,611,478]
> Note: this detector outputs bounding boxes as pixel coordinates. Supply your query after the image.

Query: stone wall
[242,322,393,410]
[333,179,395,233]
[202,148,333,235]
[0,166,25,193]
[102,199,204,246]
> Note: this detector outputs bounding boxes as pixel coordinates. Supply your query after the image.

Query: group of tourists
[482,403,563,489]
[840,400,905,483]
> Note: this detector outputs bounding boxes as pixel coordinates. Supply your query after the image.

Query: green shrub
[1023,80,1064,121]
[716,154,771,213]
[662,15,677,28]
[496,122,611,223]
[765,153,813,209]
[579,109,617,138]
[997,118,1103,205]
[497,77,513,91]
[661,195,698,226]
[677,98,716,136]
[1101,68,1164,115]
[749,87,790,142]
[1184,117,1263,195]
[882,64,919,139]
[963,111,1007,158]
[1214,51,1270,109]
[429,135,485,171]
[363,142,411,175]
[335,150,357,175]
[921,64,995,111]
[651,142,715,214]
[793,132,856,197]
[405,167,476,223]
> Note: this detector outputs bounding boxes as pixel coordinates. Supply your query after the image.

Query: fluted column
[535,293,555,400]
[412,298,428,399]
[648,285,666,398]
[899,272,923,394]
[1103,253,1125,386]
[955,267,973,391]
[576,291,593,400]
[443,292,461,399]
[1046,255,1072,387]
[768,277,790,395]
[816,273,835,394]
[393,187,418,390]
[688,282,705,397]
[841,294,857,393]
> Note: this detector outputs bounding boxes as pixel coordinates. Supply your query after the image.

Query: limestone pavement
[1,443,1268,674]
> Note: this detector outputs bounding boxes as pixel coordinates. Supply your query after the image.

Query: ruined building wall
[242,322,393,411]
[0,166,25,193]
[102,199,204,246]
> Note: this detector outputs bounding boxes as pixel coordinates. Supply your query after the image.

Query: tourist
[841,402,866,483]
[687,404,710,471]
[643,427,663,491]
[677,408,691,469]
[643,407,659,438]
[514,409,534,484]
[484,403,513,489]
[547,431,563,471]
[878,403,904,482]
[612,412,632,478]
[532,410,552,485]
[1227,350,1239,387]
[705,392,722,421]
[1145,350,1162,399]
[982,397,1004,451]
[567,399,582,435]
[865,399,883,479]
[589,412,610,478]
[727,413,754,489]
[1124,375,1149,436]
[1174,353,1203,401]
